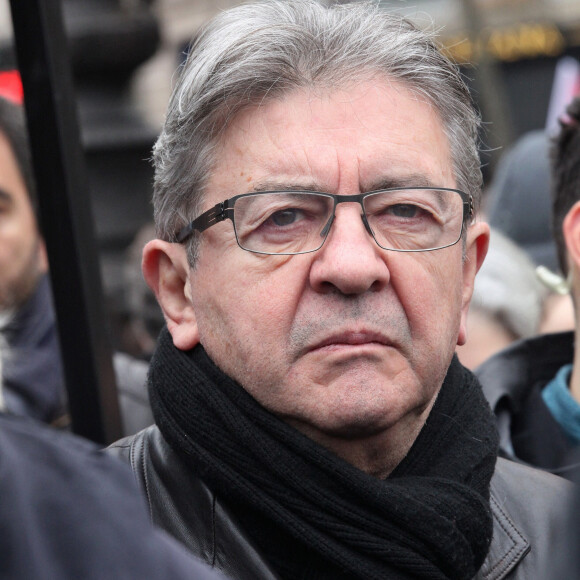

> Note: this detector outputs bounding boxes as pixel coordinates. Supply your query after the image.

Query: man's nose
[309,205,391,295]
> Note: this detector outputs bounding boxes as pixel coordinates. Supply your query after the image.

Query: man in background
[0,93,65,424]
[477,96,580,480]
[0,92,153,434]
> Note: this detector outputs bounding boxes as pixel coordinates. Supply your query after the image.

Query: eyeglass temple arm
[466,195,474,221]
[175,201,231,243]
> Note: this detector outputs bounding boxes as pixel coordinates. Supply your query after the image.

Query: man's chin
[286,410,396,442]
[0,291,27,314]
[0,269,43,314]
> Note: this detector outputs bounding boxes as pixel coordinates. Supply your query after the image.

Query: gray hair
[470,228,548,339]
[152,0,482,264]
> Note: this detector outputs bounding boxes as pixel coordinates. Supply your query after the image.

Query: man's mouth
[307,330,393,354]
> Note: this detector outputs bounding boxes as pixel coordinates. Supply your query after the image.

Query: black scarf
[149,327,499,579]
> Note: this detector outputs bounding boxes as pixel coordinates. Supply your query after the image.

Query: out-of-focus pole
[460,0,516,170]
[8,0,122,444]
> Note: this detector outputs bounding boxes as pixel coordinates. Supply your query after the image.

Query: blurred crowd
[456,129,575,370]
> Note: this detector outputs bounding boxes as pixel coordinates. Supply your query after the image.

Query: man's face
[0,131,45,311]
[168,79,485,461]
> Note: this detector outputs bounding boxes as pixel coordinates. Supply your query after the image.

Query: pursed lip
[304,329,395,355]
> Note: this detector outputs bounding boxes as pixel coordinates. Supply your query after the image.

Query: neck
[570,281,580,401]
[570,335,580,403]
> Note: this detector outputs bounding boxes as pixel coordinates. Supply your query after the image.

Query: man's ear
[457,221,490,346]
[142,239,200,351]
[563,201,580,275]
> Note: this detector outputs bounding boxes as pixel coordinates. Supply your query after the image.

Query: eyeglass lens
[232,189,464,255]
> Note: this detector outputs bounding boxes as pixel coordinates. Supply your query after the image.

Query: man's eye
[270,208,303,226]
[389,204,419,218]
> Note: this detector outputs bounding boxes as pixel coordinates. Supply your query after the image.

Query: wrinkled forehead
[207,79,454,199]
[212,74,445,144]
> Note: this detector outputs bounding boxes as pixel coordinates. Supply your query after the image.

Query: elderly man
[109,1,570,578]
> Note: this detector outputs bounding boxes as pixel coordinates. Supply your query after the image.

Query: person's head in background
[485,131,557,271]
[472,96,580,481]
[551,98,580,330]
[456,228,548,369]
[484,129,575,334]
[0,95,65,426]
[0,96,47,315]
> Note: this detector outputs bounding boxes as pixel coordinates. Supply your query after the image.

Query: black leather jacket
[108,426,572,579]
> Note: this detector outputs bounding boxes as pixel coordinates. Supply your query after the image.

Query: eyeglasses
[175,187,473,255]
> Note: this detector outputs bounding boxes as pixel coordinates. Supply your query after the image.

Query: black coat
[476,331,579,479]
[108,424,573,580]
[0,413,227,580]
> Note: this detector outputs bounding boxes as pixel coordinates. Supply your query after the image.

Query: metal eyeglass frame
[174,187,474,255]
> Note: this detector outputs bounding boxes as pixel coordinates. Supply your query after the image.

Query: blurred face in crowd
[0,131,46,311]
[145,78,488,475]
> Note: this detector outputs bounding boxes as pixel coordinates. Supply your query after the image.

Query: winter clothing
[486,130,558,271]
[2,275,66,423]
[1,274,154,434]
[0,412,228,580]
[108,328,572,579]
[476,331,580,479]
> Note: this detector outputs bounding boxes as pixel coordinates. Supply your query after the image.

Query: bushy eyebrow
[364,174,439,191]
[249,173,440,195]
[250,181,322,193]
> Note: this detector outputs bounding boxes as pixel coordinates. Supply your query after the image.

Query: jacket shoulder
[107,424,151,469]
[107,426,279,580]
[478,457,573,580]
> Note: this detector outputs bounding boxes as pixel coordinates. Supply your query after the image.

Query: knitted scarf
[149,327,499,579]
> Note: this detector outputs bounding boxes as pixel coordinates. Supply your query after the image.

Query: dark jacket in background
[1,273,154,434]
[475,331,580,480]
[0,412,227,580]
[2,275,66,423]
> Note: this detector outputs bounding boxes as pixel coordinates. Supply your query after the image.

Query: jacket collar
[478,488,530,579]
[476,331,575,414]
